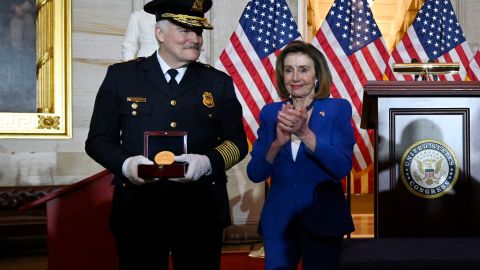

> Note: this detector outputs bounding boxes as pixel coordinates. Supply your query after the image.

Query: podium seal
[400,139,459,199]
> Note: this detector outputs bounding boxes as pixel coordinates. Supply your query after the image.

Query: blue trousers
[263,221,343,270]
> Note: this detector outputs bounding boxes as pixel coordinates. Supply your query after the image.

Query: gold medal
[154,151,175,165]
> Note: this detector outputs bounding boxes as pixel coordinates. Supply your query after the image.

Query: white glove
[171,154,212,183]
[122,155,154,185]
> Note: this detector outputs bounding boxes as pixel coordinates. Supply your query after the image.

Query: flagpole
[297,0,307,39]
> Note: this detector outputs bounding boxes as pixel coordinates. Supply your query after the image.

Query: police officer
[85,0,248,269]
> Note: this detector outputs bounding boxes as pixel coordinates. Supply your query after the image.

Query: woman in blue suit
[247,41,355,270]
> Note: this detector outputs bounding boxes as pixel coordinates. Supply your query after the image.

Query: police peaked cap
[144,0,213,30]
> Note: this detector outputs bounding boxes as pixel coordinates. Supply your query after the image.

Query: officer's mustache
[185,44,202,50]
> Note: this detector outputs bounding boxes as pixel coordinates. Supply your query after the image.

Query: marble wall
[0,0,479,237]
[453,0,480,53]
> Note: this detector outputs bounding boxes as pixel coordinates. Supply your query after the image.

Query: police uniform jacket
[85,53,248,235]
[247,98,355,238]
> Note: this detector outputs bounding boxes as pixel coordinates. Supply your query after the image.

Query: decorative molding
[0,186,63,210]
[0,0,72,138]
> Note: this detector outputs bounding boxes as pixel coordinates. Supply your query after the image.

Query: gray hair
[156,20,169,32]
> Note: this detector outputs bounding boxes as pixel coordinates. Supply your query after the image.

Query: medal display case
[138,131,188,178]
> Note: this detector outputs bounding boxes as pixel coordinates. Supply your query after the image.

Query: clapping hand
[277,103,308,137]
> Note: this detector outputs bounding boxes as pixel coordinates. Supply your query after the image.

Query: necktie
[167,69,178,91]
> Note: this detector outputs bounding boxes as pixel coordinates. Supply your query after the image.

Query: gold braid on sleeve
[214,140,241,170]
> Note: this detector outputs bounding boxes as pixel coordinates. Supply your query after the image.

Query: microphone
[428,59,438,81]
[411,58,420,81]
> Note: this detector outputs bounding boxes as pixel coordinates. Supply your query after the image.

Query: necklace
[305,99,315,112]
[290,98,315,112]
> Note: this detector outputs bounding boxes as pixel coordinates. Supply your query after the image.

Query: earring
[314,79,319,89]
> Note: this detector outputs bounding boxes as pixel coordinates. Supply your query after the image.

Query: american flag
[387,0,473,81]
[467,49,480,81]
[312,0,391,194]
[215,0,301,143]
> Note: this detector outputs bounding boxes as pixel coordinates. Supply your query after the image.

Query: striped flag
[215,0,301,143]
[387,0,474,81]
[312,0,391,194]
[467,49,480,81]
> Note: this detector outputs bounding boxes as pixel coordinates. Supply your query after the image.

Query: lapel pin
[319,111,325,116]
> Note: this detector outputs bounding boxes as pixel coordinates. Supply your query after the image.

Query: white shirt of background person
[121,8,158,61]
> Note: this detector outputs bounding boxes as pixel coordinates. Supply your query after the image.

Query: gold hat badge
[192,0,204,12]
[203,92,214,108]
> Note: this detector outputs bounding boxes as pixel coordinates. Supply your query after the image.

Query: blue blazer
[247,98,355,238]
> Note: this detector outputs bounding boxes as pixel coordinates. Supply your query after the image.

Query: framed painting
[0,0,71,138]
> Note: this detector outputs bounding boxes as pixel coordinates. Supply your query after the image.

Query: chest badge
[202,92,214,108]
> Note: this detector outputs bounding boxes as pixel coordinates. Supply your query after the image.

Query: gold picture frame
[0,0,71,138]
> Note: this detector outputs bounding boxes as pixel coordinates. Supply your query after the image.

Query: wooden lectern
[361,81,480,237]
[20,170,118,270]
